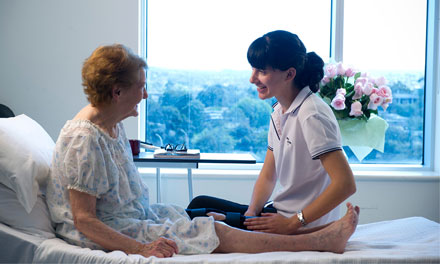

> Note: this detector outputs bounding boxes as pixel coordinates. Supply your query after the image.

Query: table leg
[156,168,161,203]
[187,168,193,201]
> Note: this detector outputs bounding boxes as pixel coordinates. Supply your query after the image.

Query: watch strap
[297,210,307,226]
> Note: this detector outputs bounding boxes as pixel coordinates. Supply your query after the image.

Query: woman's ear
[112,85,121,101]
[286,68,297,81]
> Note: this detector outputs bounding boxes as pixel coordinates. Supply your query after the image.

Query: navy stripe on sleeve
[311,147,342,160]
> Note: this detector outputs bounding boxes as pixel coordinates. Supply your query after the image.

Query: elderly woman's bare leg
[213,203,359,254]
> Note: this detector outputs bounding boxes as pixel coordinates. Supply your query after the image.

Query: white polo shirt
[269,86,342,227]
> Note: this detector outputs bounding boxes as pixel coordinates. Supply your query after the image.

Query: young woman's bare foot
[207,212,226,221]
[311,202,360,253]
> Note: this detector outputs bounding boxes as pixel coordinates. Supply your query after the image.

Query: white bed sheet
[30,217,440,264]
[0,222,46,263]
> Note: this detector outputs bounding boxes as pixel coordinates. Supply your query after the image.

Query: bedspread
[32,217,440,264]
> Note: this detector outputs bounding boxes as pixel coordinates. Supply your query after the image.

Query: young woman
[188,30,356,235]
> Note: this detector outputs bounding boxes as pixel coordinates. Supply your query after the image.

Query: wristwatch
[296,210,307,226]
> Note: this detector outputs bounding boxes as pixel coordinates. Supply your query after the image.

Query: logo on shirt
[286,137,292,145]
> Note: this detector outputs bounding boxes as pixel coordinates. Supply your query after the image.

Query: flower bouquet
[319,62,393,161]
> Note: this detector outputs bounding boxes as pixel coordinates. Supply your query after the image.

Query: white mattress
[1,217,439,264]
[27,217,439,263]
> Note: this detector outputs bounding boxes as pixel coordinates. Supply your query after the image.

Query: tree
[196,84,225,107]
[230,123,268,161]
[224,97,272,129]
[196,84,238,108]
[160,85,190,109]
[154,85,209,145]
[192,127,234,153]
[236,97,272,128]
[180,100,207,141]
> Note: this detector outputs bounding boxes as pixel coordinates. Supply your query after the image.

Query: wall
[0,0,140,141]
[140,169,440,225]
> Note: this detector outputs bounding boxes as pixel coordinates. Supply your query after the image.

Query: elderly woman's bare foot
[311,202,360,253]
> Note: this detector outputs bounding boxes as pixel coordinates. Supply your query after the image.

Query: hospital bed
[0,106,439,264]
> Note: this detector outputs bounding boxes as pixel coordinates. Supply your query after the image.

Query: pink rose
[355,77,368,87]
[331,94,346,110]
[377,85,393,108]
[336,62,345,76]
[377,85,392,98]
[349,101,363,117]
[321,76,331,85]
[353,83,364,100]
[362,82,374,96]
[324,64,338,78]
[345,67,356,77]
[336,88,346,96]
[368,93,384,110]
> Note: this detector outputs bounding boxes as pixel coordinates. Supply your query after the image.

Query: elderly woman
[46,44,359,258]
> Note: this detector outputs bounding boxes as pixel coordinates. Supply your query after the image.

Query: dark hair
[247,30,324,92]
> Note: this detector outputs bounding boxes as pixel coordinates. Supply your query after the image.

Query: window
[145,0,330,162]
[341,0,427,164]
[144,0,436,166]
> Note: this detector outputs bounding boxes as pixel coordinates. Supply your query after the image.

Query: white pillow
[0,114,55,213]
[0,183,55,238]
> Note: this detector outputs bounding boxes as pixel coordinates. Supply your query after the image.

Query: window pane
[146,0,330,162]
[343,0,427,164]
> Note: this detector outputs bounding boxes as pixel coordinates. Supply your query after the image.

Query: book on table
[153,148,200,159]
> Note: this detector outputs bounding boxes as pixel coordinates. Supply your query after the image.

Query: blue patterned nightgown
[46,120,219,254]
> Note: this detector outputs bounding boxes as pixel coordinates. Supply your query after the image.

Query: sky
[147,0,427,72]
[343,0,427,72]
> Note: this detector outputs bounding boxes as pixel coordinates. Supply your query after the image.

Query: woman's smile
[257,86,267,93]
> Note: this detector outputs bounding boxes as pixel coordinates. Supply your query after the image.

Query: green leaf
[335,76,345,87]
[345,83,354,93]
[365,111,371,119]
[345,90,355,99]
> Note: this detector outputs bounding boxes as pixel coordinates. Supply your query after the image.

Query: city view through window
[145,0,426,164]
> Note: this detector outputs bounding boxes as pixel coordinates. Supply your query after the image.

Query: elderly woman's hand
[136,237,179,258]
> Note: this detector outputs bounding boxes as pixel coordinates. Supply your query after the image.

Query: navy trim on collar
[270,116,280,141]
[292,91,313,115]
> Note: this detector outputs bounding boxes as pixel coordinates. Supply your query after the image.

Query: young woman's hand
[244,209,258,217]
[136,237,179,258]
[243,213,300,234]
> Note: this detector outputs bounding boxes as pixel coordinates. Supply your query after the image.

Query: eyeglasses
[164,143,187,152]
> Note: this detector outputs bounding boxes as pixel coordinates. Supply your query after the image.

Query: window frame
[140,0,440,174]
[423,0,439,171]
[139,0,147,144]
